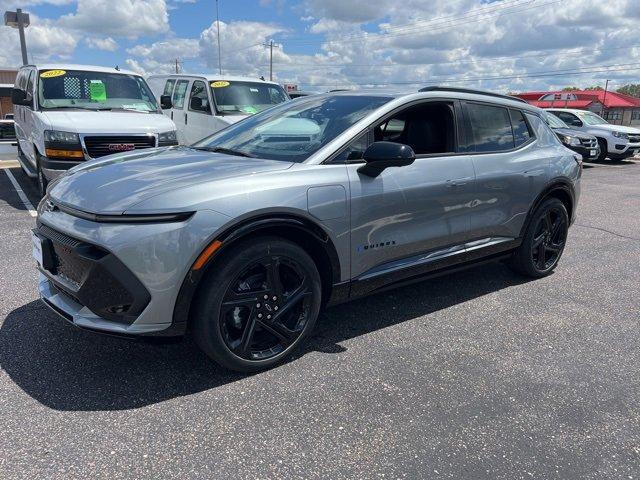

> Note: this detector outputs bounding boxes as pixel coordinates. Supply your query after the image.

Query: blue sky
[0,0,639,92]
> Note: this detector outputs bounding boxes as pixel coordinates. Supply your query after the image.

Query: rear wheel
[192,237,322,372]
[509,198,569,278]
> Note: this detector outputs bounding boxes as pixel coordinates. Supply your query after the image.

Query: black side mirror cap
[358,141,416,177]
[11,88,27,106]
[160,94,172,109]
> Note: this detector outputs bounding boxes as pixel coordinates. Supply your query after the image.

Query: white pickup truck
[546,108,640,161]
[12,64,178,196]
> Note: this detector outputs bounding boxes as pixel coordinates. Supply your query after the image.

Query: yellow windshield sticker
[89,80,107,102]
[211,80,230,88]
[40,69,66,78]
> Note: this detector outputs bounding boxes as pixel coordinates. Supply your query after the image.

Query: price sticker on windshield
[89,80,107,102]
[211,81,230,88]
[40,69,66,78]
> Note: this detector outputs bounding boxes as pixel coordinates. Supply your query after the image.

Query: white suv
[12,64,178,196]
[546,108,640,161]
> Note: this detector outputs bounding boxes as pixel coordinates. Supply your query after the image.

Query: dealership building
[515,89,640,127]
[0,68,18,118]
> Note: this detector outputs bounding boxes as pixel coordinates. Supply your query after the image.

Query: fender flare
[520,179,575,238]
[171,213,342,331]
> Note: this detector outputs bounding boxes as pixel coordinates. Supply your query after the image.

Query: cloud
[59,0,170,39]
[0,17,77,65]
[85,37,118,52]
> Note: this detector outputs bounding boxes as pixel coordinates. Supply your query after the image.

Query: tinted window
[553,111,580,126]
[172,79,189,109]
[162,79,176,96]
[333,131,370,162]
[466,103,514,152]
[510,109,531,147]
[210,80,288,115]
[25,70,34,96]
[189,80,211,113]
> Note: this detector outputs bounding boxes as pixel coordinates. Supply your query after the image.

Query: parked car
[148,74,290,145]
[541,111,599,161]
[4,113,14,120]
[0,118,16,141]
[34,87,580,372]
[546,108,640,161]
[12,64,178,196]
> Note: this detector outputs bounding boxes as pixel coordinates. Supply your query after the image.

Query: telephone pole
[216,0,222,75]
[263,40,281,81]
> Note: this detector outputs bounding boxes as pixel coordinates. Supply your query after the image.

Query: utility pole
[216,0,222,75]
[4,8,30,65]
[263,40,281,81]
[603,79,610,116]
[175,58,180,74]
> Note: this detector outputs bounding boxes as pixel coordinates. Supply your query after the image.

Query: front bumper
[566,144,600,161]
[40,156,84,181]
[36,208,231,336]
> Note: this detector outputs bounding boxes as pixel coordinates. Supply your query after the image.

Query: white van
[13,64,178,195]
[147,74,289,145]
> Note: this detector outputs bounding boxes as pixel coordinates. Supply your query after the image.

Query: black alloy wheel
[509,198,569,278]
[193,237,322,372]
[530,207,567,272]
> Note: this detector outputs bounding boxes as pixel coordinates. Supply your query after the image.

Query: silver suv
[34,87,581,372]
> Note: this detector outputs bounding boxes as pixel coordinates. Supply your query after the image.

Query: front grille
[0,123,16,140]
[579,138,597,148]
[37,224,150,324]
[83,135,156,159]
[628,134,640,144]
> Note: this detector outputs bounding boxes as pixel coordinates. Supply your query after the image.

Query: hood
[48,146,294,214]
[552,127,595,140]
[588,123,640,134]
[42,110,176,134]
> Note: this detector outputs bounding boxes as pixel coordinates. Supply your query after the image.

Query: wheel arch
[520,179,575,237]
[172,213,342,332]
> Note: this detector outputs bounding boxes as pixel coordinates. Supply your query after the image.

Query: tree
[562,86,580,91]
[617,84,640,98]
[584,86,604,90]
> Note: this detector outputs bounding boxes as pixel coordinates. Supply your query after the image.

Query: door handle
[446,179,468,187]
[185,113,188,125]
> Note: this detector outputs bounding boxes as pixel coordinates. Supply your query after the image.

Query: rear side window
[466,103,514,152]
[163,79,176,96]
[510,109,532,147]
[172,79,189,109]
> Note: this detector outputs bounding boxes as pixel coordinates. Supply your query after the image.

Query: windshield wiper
[193,146,255,158]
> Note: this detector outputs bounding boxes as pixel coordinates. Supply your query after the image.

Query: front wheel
[192,237,322,372]
[509,198,569,278]
[36,157,49,198]
[596,138,608,162]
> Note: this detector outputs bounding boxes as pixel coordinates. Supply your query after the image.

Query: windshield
[543,111,569,128]
[210,80,288,115]
[194,94,393,162]
[575,111,608,125]
[38,69,159,112]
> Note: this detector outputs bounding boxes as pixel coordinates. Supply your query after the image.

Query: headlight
[44,130,83,159]
[560,135,581,147]
[612,131,629,140]
[158,130,178,145]
[44,130,80,144]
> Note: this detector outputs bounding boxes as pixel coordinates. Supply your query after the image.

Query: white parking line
[4,169,37,217]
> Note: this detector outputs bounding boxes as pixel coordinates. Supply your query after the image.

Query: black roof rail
[418,86,528,104]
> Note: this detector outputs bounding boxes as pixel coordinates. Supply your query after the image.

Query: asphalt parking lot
[1,148,639,479]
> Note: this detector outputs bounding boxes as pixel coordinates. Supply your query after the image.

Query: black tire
[596,138,608,162]
[509,198,569,278]
[192,236,322,372]
[36,155,48,198]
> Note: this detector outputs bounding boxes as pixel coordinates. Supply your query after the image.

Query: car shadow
[0,167,34,213]
[0,262,531,411]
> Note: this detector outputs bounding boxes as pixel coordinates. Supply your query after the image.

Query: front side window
[210,80,288,115]
[466,103,514,152]
[162,79,176,96]
[332,131,370,163]
[194,94,392,163]
[37,69,158,112]
[172,79,189,109]
[189,80,211,113]
[552,111,581,126]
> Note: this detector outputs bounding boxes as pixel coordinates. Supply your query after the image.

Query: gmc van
[13,64,178,195]
[148,74,289,144]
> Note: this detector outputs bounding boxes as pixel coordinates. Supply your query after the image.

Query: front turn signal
[192,240,222,270]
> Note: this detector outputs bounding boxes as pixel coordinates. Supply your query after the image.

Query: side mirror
[11,88,26,106]
[160,94,172,109]
[357,141,415,177]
